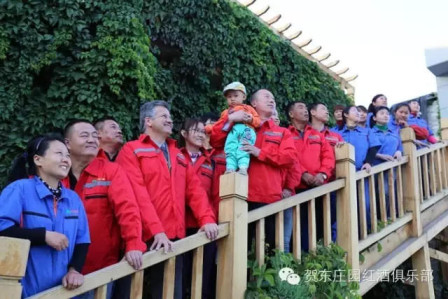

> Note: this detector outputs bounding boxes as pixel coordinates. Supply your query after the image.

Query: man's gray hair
[139,100,171,133]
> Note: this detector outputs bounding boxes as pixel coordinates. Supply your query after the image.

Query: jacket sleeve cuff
[125,239,148,253]
[258,149,267,162]
[199,216,217,228]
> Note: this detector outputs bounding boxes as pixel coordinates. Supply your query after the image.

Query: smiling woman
[0,134,90,297]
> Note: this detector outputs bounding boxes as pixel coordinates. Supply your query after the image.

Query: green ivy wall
[0,0,352,187]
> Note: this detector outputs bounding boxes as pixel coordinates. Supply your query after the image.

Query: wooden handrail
[29,224,229,299]
[247,179,345,223]
[355,156,409,180]
[416,141,448,157]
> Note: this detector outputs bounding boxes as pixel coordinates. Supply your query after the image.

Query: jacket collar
[139,134,178,148]
[34,176,71,201]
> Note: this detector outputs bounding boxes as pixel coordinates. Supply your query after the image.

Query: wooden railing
[3,127,448,299]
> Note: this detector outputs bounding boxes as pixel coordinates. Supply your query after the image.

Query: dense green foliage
[0,0,351,187]
[246,243,360,298]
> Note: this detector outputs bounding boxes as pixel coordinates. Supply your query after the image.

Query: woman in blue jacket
[338,106,381,231]
[370,106,403,218]
[0,135,90,298]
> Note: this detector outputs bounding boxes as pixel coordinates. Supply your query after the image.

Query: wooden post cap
[400,127,416,142]
[335,143,355,163]
[0,237,30,278]
[219,172,248,200]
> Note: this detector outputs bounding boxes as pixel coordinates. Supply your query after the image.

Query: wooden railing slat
[162,257,176,299]
[308,198,317,252]
[397,165,404,217]
[430,151,437,196]
[191,246,204,299]
[275,211,284,251]
[368,175,377,233]
[423,154,430,200]
[255,219,265,266]
[323,193,332,246]
[378,171,387,224]
[292,205,301,261]
[389,169,396,222]
[93,284,107,299]
[130,270,144,299]
[357,179,367,239]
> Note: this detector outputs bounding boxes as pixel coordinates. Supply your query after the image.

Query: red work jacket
[321,127,343,148]
[180,148,215,229]
[288,125,335,190]
[116,135,216,240]
[210,149,226,219]
[211,118,297,204]
[62,150,146,274]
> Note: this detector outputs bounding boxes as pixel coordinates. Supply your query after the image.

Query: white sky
[246,0,448,107]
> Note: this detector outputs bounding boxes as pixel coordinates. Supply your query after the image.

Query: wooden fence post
[216,173,248,299]
[400,128,422,237]
[401,127,435,298]
[335,143,359,271]
[0,237,30,299]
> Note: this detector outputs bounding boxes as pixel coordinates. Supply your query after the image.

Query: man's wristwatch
[320,173,328,180]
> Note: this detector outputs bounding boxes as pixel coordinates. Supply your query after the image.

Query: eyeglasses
[189,128,206,135]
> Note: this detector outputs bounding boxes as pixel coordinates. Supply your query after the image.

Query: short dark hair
[308,102,327,122]
[285,101,306,121]
[64,119,94,138]
[8,134,66,183]
[200,112,219,123]
[357,105,368,113]
[179,118,203,147]
[369,106,390,128]
[93,116,118,131]
[340,105,357,130]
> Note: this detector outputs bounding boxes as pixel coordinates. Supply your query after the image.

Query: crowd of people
[0,82,439,299]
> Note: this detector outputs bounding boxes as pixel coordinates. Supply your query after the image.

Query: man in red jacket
[210,89,297,251]
[309,102,344,149]
[94,116,124,162]
[63,120,147,298]
[116,100,218,299]
[286,101,335,251]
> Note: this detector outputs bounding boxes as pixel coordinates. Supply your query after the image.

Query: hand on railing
[335,141,346,148]
[150,232,174,254]
[62,267,84,290]
[414,140,431,148]
[313,173,326,186]
[393,151,402,161]
[281,188,293,199]
[376,153,395,162]
[361,163,372,173]
[199,223,219,240]
[124,250,143,270]
[45,231,69,251]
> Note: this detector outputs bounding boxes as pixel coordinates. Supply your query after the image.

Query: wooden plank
[275,211,284,251]
[255,219,265,266]
[417,156,424,203]
[416,142,447,157]
[378,172,387,223]
[420,190,448,212]
[0,281,22,299]
[442,147,448,189]
[292,205,301,261]
[29,224,230,299]
[430,151,437,196]
[355,157,409,180]
[412,245,435,299]
[247,179,345,223]
[358,213,413,251]
[323,193,331,246]
[162,257,176,299]
[130,270,144,299]
[0,237,30,278]
[216,173,248,299]
[435,149,443,192]
[423,154,430,200]
[308,199,317,252]
[94,285,107,299]
[429,248,448,264]
[368,176,377,233]
[400,127,422,237]
[397,165,404,217]
[388,169,396,221]
[191,246,204,299]
[357,179,367,239]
